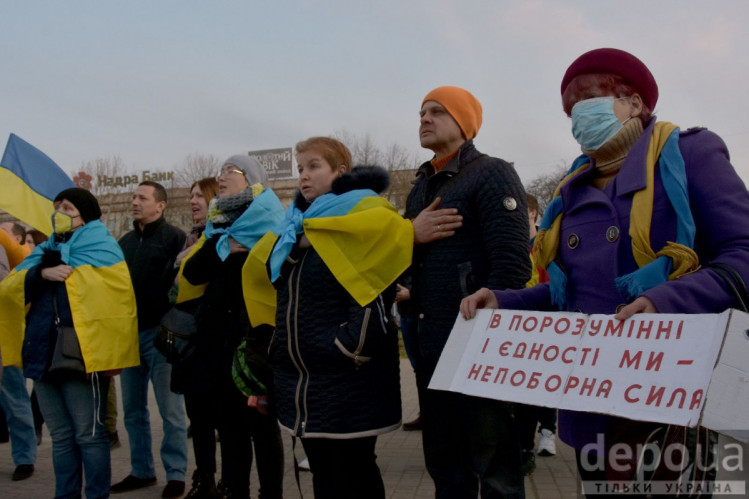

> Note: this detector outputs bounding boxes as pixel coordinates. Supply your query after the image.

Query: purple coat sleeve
[494,282,554,311]
[643,130,749,313]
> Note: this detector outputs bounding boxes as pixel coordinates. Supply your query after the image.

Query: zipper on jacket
[287,262,303,435]
[295,252,311,437]
[287,251,311,437]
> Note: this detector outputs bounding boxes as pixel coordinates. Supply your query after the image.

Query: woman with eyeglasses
[168,176,219,497]
[182,157,285,499]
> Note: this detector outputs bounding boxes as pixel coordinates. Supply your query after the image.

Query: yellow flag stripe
[176,235,208,304]
[66,261,140,372]
[0,167,55,234]
[243,232,278,327]
[0,269,28,367]
[304,203,413,306]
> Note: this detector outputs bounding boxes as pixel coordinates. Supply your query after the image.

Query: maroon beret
[561,48,658,110]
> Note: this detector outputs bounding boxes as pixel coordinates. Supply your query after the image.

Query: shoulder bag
[155,302,199,365]
[48,295,86,375]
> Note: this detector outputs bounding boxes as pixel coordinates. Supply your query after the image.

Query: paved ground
[0,359,580,498]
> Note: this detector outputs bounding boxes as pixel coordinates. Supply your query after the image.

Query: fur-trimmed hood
[294,165,390,209]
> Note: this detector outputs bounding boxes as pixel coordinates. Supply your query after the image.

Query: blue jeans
[35,375,111,499]
[0,366,37,466]
[120,327,187,481]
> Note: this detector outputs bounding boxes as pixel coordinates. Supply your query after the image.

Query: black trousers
[215,374,284,499]
[184,389,217,475]
[416,356,525,499]
[301,436,385,499]
[515,404,557,450]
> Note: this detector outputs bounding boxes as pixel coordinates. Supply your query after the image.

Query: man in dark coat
[406,86,531,498]
[114,181,188,498]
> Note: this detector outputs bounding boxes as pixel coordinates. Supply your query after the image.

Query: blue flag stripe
[0,133,74,200]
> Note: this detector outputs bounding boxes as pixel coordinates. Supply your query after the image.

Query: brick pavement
[0,360,580,498]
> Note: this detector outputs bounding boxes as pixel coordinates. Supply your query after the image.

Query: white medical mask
[571,97,630,151]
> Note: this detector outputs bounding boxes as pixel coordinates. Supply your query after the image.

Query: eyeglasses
[217,167,244,179]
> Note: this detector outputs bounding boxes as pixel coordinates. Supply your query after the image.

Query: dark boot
[185,470,217,498]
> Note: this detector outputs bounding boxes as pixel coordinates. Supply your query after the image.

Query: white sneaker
[298,458,310,471]
[537,429,557,456]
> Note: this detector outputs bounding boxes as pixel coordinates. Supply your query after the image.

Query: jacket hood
[295,165,391,209]
[332,165,390,195]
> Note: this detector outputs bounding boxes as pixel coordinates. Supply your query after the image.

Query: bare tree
[329,130,421,211]
[524,163,569,215]
[382,143,419,171]
[173,153,222,187]
[72,155,137,236]
[332,131,380,166]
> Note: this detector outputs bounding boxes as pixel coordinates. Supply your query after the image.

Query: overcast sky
[2,0,748,186]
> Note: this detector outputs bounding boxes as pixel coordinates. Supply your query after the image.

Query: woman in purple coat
[461,48,749,496]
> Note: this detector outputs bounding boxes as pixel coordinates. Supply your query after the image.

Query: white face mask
[571,97,630,150]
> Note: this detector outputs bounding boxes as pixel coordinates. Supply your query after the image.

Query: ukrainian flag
[245,189,413,323]
[0,220,139,373]
[177,186,285,328]
[0,134,75,235]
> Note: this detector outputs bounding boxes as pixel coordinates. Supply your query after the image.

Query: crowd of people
[1,46,748,499]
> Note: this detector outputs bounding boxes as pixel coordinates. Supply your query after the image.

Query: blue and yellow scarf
[534,122,699,309]
[0,220,139,372]
[176,186,285,327]
[245,189,413,323]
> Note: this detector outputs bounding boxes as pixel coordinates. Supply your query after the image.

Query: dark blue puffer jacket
[270,167,402,438]
[404,140,531,361]
[22,253,75,381]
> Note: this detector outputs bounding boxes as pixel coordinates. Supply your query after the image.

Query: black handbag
[155,304,198,365]
[709,262,749,312]
[48,296,85,375]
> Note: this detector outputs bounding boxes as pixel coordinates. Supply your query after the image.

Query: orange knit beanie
[422,86,483,140]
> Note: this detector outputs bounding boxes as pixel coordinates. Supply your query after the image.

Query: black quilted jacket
[404,140,531,361]
[270,167,402,438]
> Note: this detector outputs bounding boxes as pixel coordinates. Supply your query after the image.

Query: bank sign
[249,148,293,180]
[73,171,175,190]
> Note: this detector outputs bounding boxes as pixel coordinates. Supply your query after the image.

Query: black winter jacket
[271,167,402,438]
[119,217,186,331]
[404,140,531,360]
[181,235,273,393]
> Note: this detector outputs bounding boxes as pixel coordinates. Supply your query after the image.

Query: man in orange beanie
[407,86,531,497]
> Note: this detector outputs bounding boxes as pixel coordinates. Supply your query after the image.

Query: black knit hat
[54,188,102,223]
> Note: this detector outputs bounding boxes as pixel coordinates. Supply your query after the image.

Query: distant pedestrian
[115,181,188,498]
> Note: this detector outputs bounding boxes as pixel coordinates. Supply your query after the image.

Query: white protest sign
[703,310,749,442]
[429,309,730,427]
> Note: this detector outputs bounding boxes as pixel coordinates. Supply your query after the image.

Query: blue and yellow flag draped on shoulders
[533,121,699,309]
[0,134,75,235]
[246,189,414,321]
[176,186,285,328]
[0,220,140,373]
